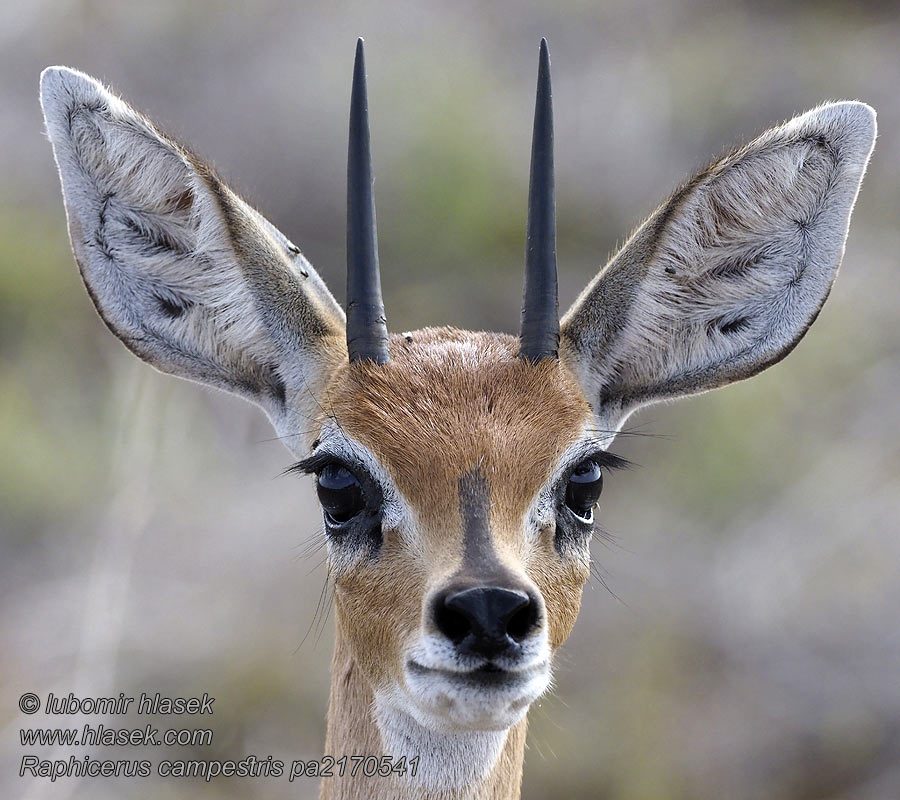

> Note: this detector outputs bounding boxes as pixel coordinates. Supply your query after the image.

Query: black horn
[519,38,559,362]
[346,38,389,364]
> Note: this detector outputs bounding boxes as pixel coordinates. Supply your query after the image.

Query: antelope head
[40,39,875,797]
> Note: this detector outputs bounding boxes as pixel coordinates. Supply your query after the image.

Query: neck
[319,621,527,800]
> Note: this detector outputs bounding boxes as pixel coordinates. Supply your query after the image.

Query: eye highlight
[316,464,364,526]
[564,458,604,522]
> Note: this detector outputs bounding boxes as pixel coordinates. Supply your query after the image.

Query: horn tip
[351,40,367,106]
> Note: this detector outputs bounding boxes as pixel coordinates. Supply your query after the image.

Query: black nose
[433,586,540,659]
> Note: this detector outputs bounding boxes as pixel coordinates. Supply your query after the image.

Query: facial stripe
[458,466,510,580]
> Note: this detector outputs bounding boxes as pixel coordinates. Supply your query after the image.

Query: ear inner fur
[560,102,875,421]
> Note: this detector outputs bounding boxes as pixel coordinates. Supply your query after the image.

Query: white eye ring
[571,507,594,525]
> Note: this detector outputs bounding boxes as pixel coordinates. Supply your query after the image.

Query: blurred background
[2,1,899,798]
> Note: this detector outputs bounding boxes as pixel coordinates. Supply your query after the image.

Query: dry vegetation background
[2,1,899,798]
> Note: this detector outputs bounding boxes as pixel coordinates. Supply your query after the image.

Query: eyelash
[564,450,631,479]
[284,453,353,477]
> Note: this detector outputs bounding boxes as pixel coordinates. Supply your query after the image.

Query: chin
[399,659,552,732]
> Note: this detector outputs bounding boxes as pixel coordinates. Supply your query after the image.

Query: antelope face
[299,329,613,731]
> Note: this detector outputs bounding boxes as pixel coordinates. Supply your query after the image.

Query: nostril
[507,597,539,642]
[434,600,471,644]
[433,586,539,656]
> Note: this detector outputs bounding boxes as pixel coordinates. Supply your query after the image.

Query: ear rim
[560,100,876,420]
[40,65,347,425]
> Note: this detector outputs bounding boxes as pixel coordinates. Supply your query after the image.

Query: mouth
[400,658,551,731]
[407,660,544,690]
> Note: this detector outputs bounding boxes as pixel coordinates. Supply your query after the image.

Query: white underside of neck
[373,694,509,793]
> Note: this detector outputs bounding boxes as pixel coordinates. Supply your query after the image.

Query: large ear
[560,102,876,426]
[40,66,346,432]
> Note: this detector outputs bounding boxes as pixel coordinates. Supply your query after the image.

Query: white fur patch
[399,633,551,729]
[374,696,511,792]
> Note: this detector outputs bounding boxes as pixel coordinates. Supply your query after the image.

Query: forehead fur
[323,327,593,520]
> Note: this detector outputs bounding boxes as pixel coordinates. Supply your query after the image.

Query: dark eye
[316,464,364,525]
[565,459,603,522]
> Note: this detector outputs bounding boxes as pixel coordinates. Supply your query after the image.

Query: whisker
[314,566,335,648]
[295,564,332,653]
[586,426,670,441]
[257,428,323,444]
[592,523,619,548]
[588,558,628,608]
[306,549,330,576]
[293,527,327,562]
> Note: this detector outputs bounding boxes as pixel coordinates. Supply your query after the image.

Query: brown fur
[315,327,594,798]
